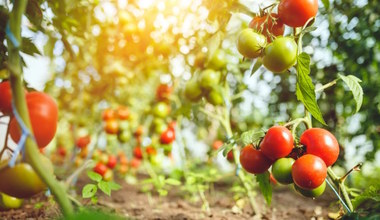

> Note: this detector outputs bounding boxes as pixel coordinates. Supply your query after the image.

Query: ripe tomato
[260,126,294,161]
[262,37,297,73]
[133,147,143,159]
[292,154,327,189]
[156,84,172,101]
[294,180,326,198]
[119,155,128,165]
[271,157,295,184]
[184,79,203,102]
[9,92,58,148]
[0,193,24,210]
[249,13,285,42]
[226,150,234,162]
[145,146,157,155]
[300,128,340,167]
[278,0,318,28]
[0,81,13,115]
[206,87,224,106]
[130,157,141,168]
[239,145,273,174]
[152,102,170,118]
[76,135,91,149]
[102,108,116,121]
[0,163,47,198]
[104,119,119,134]
[93,162,108,177]
[160,128,175,144]
[107,155,117,169]
[237,28,267,59]
[212,140,224,150]
[57,146,67,157]
[199,69,221,90]
[116,106,130,120]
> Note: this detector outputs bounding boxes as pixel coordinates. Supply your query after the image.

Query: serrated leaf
[321,0,330,10]
[87,171,102,182]
[82,184,97,198]
[240,130,265,146]
[256,171,272,205]
[165,178,181,186]
[21,37,41,56]
[98,181,111,196]
[250,58,262,76]
[338,74,363,113]
[26,0,42,26]
[296,53,326,125]
[108,182,121,190]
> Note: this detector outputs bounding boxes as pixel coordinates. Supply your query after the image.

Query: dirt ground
[0,175,338,220]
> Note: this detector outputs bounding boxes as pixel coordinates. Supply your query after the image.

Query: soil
[0,175,338,220]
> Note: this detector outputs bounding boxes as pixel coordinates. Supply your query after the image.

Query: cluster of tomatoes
[91,150,123,181]
[102,105,131,136]
[237,0,318,73]
[240,126,339,198]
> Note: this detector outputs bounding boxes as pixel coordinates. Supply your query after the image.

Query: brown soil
[0,175,337,220]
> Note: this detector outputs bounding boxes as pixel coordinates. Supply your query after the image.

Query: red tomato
[240,145,273,174]
[292,154,327,189]
[260,126,294,161]
[160,128,175,144]
[300,128,339,167]
[249,13,285,42]
[145,146,157,155]
[76,135,91,149]
[102,108,116,121]
[156,84,172,101]
[130,157,141,168]
[93,163,108,177]
[57,147,66,157]
[0,81,13,115]
[133,147,143,159]
[227,150,234,162]
[107,155,117,169]
[104,119,119,134]
[278,0,318,28]
[116,106,130,120]
[212,140,224,150]
[9,92,58,148]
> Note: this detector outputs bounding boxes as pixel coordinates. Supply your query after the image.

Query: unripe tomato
[107,155,117,169]
[0,193,23,210]
[205,87,224,106]
[156,84,172,101]
[271,157,295,184]
[133,147,143,159]
[9,92,58,148]
[294,180,326,198]
[237,28,267,59]
[292,154,327,190]
[152,102,170,118]
[160,128,175,144]
[300,128,339,167]
[184,79,203,102]
[99,154,109,164]
[93,163,108,177]
[118,164,128,174]
[262,37,297,73]
[249,13,285,42]
[118,130,131,143]
[239,145,273,174]
[0,163,47,198]
[76,135,91,149]
[104,119,119,134]
[199,69,221,90]
[212,140,224,150]
[116,106,130,120]
[260,126,294,161]
[208,49,227,70]
[103,169,113,181]
[102,108,116,121]
[130,157,141,168]
[0,81,13,115]
[119,121,130,131]
[278,0,318,28]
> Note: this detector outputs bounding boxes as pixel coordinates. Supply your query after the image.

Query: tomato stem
[340,162,363,183]
[315,79,339,93]
[0,121,11,159]
[6,0,74,217]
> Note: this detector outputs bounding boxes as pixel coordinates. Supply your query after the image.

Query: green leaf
[157,189,168,196]
[256,171,272,205]
[221,142,234,157]
[296,53,326,125]
[21,38,41,56]
[207,32,223,61]
[250,57,262,76]
[321,0,330,10]
[108,182,121,190]
[239,130,265,146]
[338,74,363,113]
[26,0,42,26]
[82,184,97,198]
[165,178,182,186]
[87,171,102,182]
[352,185,380,209]
[91,196,98,204]
[98,181,111,196]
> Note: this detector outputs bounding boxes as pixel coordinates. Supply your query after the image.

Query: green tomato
[294,181,326,198]
[272,157,295,184]
[152,102,170,118]
[262,37,297,73]
[199,69,221,90]
[205,87,224,106]
[237,28,267,59]
[209,49,227,70]
[184,79,203,102]
[0,193,23,210]
[118,130,131,143]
